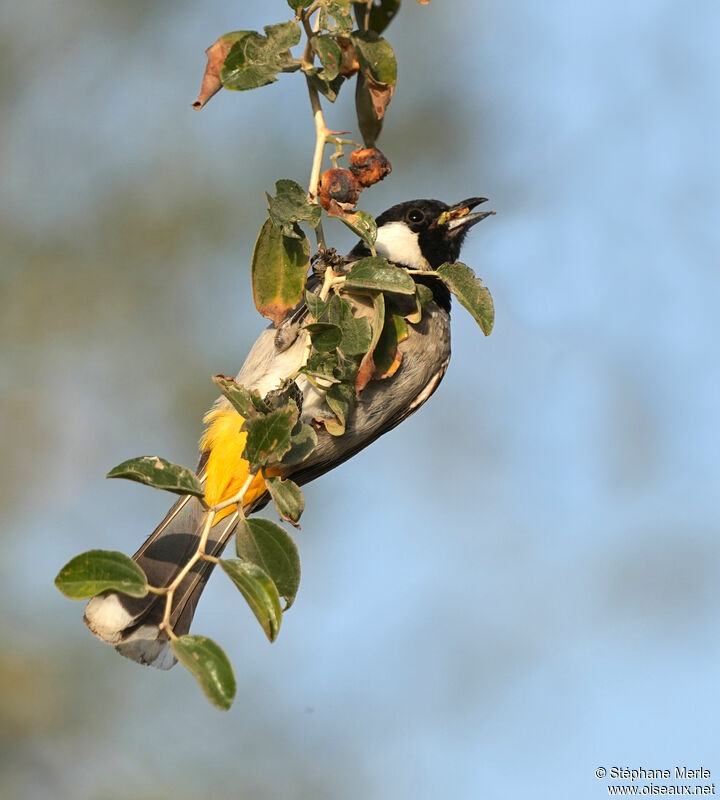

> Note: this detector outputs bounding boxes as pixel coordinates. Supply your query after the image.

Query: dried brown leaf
[193,36,235,110]
[364,71,394,120]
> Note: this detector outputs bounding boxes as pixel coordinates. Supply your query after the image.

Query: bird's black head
[352,197,493,270]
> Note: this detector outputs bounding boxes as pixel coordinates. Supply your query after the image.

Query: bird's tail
[85,406,267,669]
[84,495,239,669]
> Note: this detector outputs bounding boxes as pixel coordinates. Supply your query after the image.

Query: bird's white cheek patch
[375,222,429,270]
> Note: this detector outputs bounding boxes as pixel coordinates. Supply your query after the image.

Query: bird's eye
[407,208,424,224]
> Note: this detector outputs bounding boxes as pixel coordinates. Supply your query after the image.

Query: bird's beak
[434,197,494,234]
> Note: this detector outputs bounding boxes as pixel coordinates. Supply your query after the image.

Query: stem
[307,82,329,204]
[319,272,346,302]
[212,474,255,513]
[363,0,372,31]
[306,79,329,250]
[302,6,329,249]
[159,474,255,633]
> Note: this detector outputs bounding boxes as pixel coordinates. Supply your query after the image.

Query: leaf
[329,207,378,248]
[222,22,302,92]
[307,71,346,102]
[305,290,329,320]
[242,405,298,470]
[415,281,434,308]
[55,550,148,600]
[305,322,343,353]
[352,31,397,85]
[213,375,269,417]
[310,35,342,81]
[325,382,355,435]
[252,218,310,326]
[299,347,361,385]
[355,291,385,394]
[265,476,305,524]
[355,71,383,147]
[352,32,397,144]
[219,559,283,641]
[263,379,304,412]
[288,0,315,8]
[193,32,250,110]
[300,350,340,381]
[334,351,363,380]
[373,312,407,379]
[328,295,373,356]
[436,262,495,335]
[281,420,318,466]
[353,0,401,33]
[399,282,434,324]
[269,179,322,238]
[344,256,416,294]
[106,455,205,499]
[318,1,354,33]
[236,517,301,605]
[170,635,237,711]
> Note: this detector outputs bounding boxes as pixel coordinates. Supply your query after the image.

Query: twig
[158,474,255,634]
[301,6,329,249]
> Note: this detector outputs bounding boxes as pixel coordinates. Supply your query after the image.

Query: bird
[84,196,493,669]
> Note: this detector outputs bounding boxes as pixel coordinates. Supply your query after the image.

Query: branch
[301,7,329,249]
[159,473,255,635]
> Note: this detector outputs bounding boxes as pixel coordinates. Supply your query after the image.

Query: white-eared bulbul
[85,197,492,668]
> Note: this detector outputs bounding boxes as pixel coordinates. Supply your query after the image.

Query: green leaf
[325,382,355,434]
[281,420,318,466]
[344,256,416,294]
[415,281,434,308]
[299,349,339,381]
[318,1,354,33]
[299,347,361,384]
[333,351,363,380]
[288,0,314,8]
[310,35,342,80]
[213,375,269,417]
[55,550,148,600]
[242,405,298,470]
[307,71,346,103]
[265,476,305,524]
[351,31,397,85]
[331,208,378,248]
[353,0,401,33]
[373,311,407,376]
[355,71,383,147]
[220,558,283,641]
[252,218,310,326]
[106,456,205,499]
[222,22,302,92]
[352,32,396,145]
[263,379,304,412]
[170,635,237,711]
[305,290,329,320]
[355,291,385,393]
[328,295,373,355]
[436,261,495,335]
[269,179,322,238]
[235,518,301,608]
[305,322,343,352]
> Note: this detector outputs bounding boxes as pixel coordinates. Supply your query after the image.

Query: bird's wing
[286,299,451,486]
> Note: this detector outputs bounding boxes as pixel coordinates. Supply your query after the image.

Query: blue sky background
[2,1,719,798]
